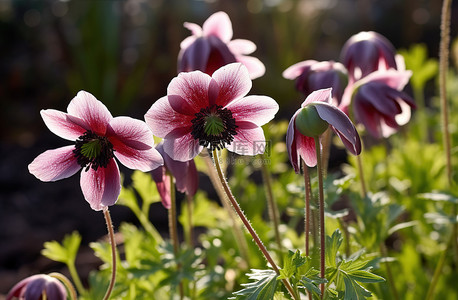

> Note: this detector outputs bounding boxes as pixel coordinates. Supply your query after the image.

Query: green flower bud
[295,105,329,137]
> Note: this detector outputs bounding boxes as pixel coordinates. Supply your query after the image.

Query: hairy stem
[102,208,116,300]
[302,159,312,257]
[314,137,326,297]
[212,149,298,300]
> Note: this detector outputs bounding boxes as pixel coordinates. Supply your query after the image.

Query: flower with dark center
[178,11,265,79]
[28,91,163,211]
[145,63,279,161]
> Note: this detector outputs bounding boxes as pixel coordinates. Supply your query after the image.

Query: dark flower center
[73,130,114,171]
[190,105,238,151]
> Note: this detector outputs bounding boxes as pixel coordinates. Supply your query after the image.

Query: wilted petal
[212,63,252,107]
[202,11,233,42]
[40,109,87,141]
[80,159,121,211]
[227,121,266,156]
[145,96,193,138]
[314,102,361,155]
[29,146,81,182]
[163,133,203,162]
[67,91,113,135]
[226,95,278,126]
[108,117,163,172]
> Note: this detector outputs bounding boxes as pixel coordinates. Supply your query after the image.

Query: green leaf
[278,250,306,280]
[326,229,343,268]
[347,270,385,283]
[231,269,279,300]
[131,170,160,207]
[341,272,372,300]
[41,231,81,264]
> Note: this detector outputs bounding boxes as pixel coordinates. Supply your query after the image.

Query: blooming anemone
[152,142,198,209]
[340,31,399,83]
[286,88,361,172]
[7,274,67,300]
[28,91,164,211]
[344,69,416,139]
[178,11,265,79]
[282,60,348,106]
[145,63,278,161]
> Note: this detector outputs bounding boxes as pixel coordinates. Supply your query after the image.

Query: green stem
[185,194,195,248]
[314,137,326,297]
[130,202,164,243]
[356,152,368,198]
[212,149,299,300]
[49,272,77,300]
[425,236,451,300]
[66,257,85,295]
[260,153,283,261]
[102,208,117,300]
[168,176,184,300]
[302,159,312,257]
[380,243,399,300]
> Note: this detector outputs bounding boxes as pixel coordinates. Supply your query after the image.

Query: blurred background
[0,0,455,296]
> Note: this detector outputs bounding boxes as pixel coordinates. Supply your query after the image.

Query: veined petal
[227,121,266,156]
[296,132,317,168]
[228,39,257,55]
[314,101,361,155]
[28,146,81,182]
[40,109,87,141]
[212,63,252,107]
[202,11,233,42]
[167,70,213,113]
[301,88,332,107]
[108,116,163,172]
[67,91,113,135]
[80,158,121,211]
[225,95,278,126]
[145,96,193,138]
[163,133,203,162]
[235,55,266,80]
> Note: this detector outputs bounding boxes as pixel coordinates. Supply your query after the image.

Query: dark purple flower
[151,143,198,209]
[286,88,361,172]
[178,11,265,79]
[283,60,348,105]
[340,31,399,83]
[7,274,67,300]
[343,69,416,139]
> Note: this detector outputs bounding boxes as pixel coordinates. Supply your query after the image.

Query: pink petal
[301,88,332,108]
[28,146,81,182]
[184,160,198,196]
[354,100,383,138]
[286,113,301,173]
[228,39,257,55]
[226,121,266,156]
[314,102,361,155]
[152,166,171,209]
[359,69,411,91]
[145,96,194,138]
[225,95,278,126]
[163,133,203,162]
[282,60,317,80]
[180,35,197,50]
[66,91,113,135]
[80,158,121,211]
[212,63,252,107]
[183,22,202,36]
[108,117,164,172]
[296,132,317,167]
[178,37,211,74]
[235,55,266,80]
[40,109,87,141]
[167,70,213,114]
[202,11,233,42]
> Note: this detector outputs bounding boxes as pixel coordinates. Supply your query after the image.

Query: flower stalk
[314,137,326,297]
[302,159,312,257]
[212,149,298,300]
[102,208,116,300]
[49,272,77,300]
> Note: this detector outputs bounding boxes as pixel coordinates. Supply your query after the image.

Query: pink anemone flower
[151,142,198,209]
[178,11,265,79]
[7,274,67,300]
[145,63,279,161]
[282,60,348,106]
[343,69,416,139]
[28,91,164,211]
[340,31,398,83]
[286,88,361,172]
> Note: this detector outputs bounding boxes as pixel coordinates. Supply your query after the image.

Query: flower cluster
[284,31,416,139]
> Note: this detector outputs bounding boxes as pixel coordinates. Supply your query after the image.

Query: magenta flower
[343,69,416,139]
[283,60,348,105]
[286,88,361,172]
[340,31,399,83]
[178,11,265,79]
[28,91,164,211]
[145,63,278,161]
[7,274,67,300]
[151,142,198,209]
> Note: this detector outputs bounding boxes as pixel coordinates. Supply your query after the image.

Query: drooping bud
[295,105,329,137]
